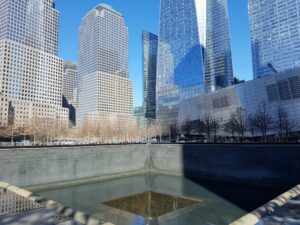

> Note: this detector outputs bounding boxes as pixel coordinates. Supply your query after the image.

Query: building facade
[156,0,233,126]
[0,0,68,128]
[77,4,134,127]
[249,0,300,78]
[143,31,158,119]
[178,68,300,136]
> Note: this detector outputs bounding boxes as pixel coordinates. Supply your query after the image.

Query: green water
[37,173,285,225]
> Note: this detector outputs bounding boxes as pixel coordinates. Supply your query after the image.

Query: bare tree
[275,105,297,141]
[152,122,163,142]
[276,105,286,140]
[181,118,194,136]
[170,123,180,142]
[23,117,44,145]
[159,121,171,142]
[253,102,273,142]
[202,114,222,142]
[147,121,163,141]
[234,107,248,141]
[247,114,256,142]
[224,114,237,138]
[283,115,297,139]
[102,119,114,143]
[203,114,213,140]
[211,118,223,142]
[2,125,22,146]
[196,119,205,136]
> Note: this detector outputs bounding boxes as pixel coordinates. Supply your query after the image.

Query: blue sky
[56,0,253,107]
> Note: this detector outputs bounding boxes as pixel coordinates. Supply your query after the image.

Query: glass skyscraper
[77,4,133,126]
[249,0,300,79]
[156,0,233,125]
[143,31,158,119]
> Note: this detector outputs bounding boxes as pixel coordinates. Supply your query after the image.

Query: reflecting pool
[37,173,285,225]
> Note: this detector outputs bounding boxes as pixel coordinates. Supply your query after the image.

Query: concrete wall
[0,145,149,187]
[0,144,300,188]
[150,144,300,187]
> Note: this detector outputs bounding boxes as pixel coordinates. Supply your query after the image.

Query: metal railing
[0,182,113,225]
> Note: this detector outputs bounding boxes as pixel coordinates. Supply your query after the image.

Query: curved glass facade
[156,0,233,125]
[249,0,300,78]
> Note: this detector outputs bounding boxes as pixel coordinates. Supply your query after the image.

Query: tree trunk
[11,131,14,146]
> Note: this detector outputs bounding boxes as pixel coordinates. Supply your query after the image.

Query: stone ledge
[230,184,300,225]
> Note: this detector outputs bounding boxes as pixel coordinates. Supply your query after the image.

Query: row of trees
[0,118,70,145]
[179,103,297,142]
[0,102,298,145]
[0,116,162,145]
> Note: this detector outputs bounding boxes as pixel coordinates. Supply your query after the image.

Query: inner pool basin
[36,173,286,225]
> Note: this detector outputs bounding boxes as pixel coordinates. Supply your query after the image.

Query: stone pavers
[231,185,300,225]
[0,208,85,225]
[259,196,300,225]
[0,208,55,225]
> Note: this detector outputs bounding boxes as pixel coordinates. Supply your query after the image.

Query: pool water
[102,191,204,218]
[36,173,286,225]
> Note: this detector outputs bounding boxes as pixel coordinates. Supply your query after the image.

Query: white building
[178,69,300,136]
[0,0,68,127]
[77,4,134,127]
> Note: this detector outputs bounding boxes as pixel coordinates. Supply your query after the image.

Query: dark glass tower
[143,31,158,119]
[156,0,233,125]
[249,0,300,78]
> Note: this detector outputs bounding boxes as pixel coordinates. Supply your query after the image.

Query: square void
[101,191,203,218]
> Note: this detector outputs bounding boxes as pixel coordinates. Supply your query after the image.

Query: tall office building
[0,0,68,127]
[143,31,158,119]
[156,0,233,125]
[62,61,78,126]
[249,0,300,78]
[63,61,78,106]
[77,4,134,128]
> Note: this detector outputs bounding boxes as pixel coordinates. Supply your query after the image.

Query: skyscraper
[249,0,300,78]
[63,61,78,107]
[0,0,68,127]
[62,61,78,126]
[156,0,233,125]
[142,31,158,119]
[205,0,234,90]
[77,4,134,127]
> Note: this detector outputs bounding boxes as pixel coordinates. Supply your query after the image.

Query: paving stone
[0,208,55,225]
[262,196,300,225]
